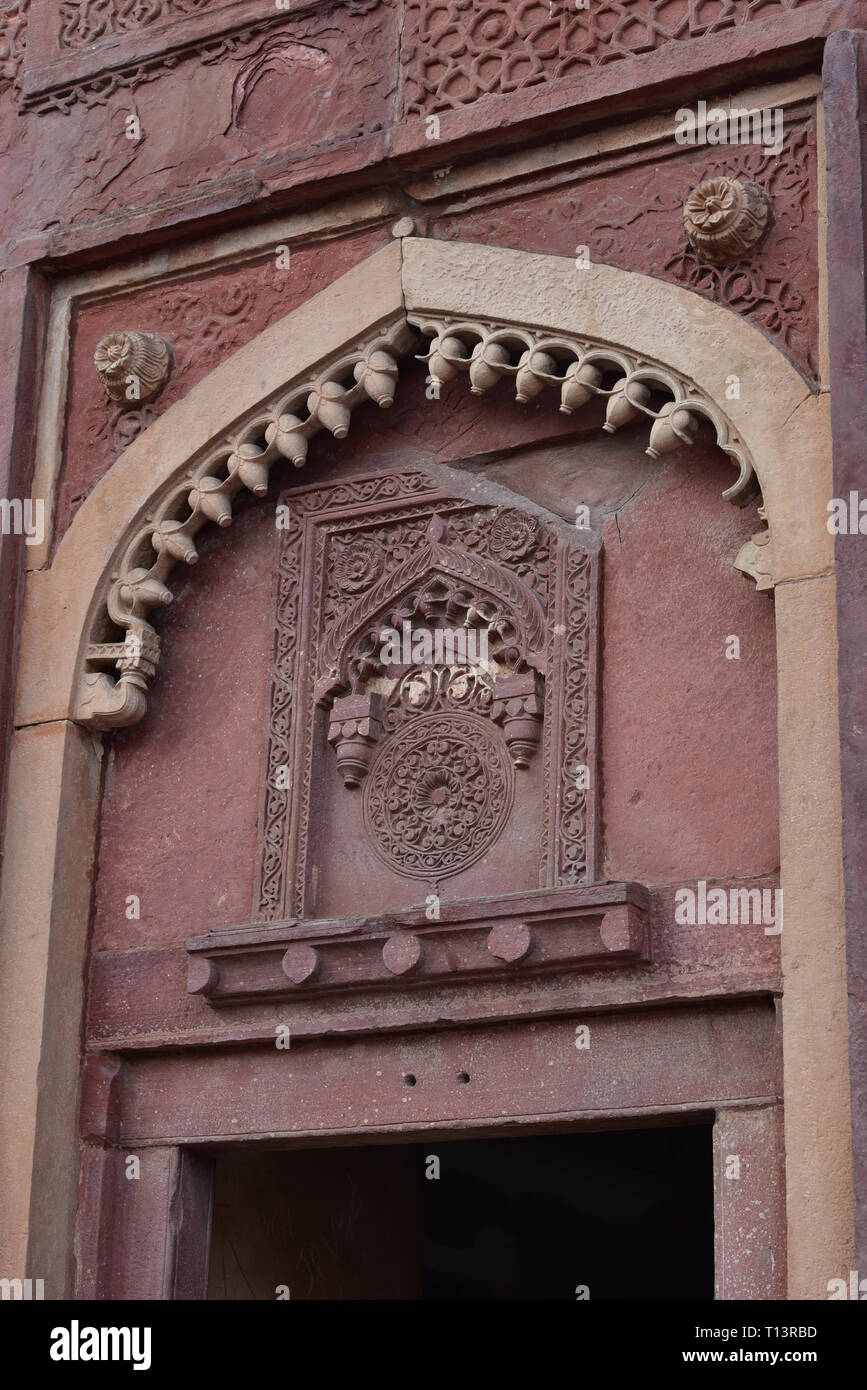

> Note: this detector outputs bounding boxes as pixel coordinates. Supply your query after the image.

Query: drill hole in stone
[457,1071,470,1084]
[404,1073,417,1087]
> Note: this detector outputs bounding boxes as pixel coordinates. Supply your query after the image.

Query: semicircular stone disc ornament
[94,331,171,405]
[363,711,515,880]
[683,177,772,264]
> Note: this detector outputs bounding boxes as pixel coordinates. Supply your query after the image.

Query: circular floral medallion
[683,178,771,264]
[363,712,514,879]
[490,508,542,562]
[332,537,383,592]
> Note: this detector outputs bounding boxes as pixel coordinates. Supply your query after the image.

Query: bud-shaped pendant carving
[515,350,557,404]
[426,334,468,383]
[188,477,233,527]
[266,413,309,468]
[354,350,399,407]
[603,380,651,434]
[492,673,544,768]
[469,340,510,394]
[560,360,603,415]
[646,401,700,459]
[328,693,384,788]
[308,381,352,438]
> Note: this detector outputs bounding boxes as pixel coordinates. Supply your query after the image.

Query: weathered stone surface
[431,122,820,379]
[57,226,389,547]
[824,27,867,1283]
[90,500,271,953]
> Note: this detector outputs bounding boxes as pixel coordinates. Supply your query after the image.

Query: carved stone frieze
[23,20,276,113]
[684,178,772,264]
[58,0,213,50]
[25,0,394,115]
[402,0,815,117]
[0,0,28,93]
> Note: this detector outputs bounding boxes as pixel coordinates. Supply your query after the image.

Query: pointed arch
[15,237,829,733]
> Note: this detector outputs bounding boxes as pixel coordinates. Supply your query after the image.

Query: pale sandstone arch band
[0,238,849,1299]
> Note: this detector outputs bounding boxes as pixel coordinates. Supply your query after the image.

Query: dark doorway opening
[422,1124,713,1300]
[207,1120,714,1301]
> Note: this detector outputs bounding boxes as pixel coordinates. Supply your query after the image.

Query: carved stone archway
[1,238,849,1299]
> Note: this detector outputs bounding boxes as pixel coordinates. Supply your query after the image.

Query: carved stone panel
[254,469,599,924]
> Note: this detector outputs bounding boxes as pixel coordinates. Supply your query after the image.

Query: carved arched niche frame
[6,240,848,1298]
[75,308,766,733]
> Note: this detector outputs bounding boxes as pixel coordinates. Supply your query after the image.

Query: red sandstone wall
[87,360,779,1041]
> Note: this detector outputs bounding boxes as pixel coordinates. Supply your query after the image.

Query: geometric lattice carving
[403,0,815,116]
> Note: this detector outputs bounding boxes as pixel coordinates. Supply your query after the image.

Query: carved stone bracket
[491,672,544,768]
[735,504,774,592]
[327,691,384,788]
[186,882,650,1005]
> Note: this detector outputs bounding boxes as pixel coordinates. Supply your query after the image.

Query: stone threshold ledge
[186,881,651,1005]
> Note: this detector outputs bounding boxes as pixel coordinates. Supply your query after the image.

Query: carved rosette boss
[683,178,772,264]
[94,331,171,405]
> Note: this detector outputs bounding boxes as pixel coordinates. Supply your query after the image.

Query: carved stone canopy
[320,510,549,814]
[76,311,763,733]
